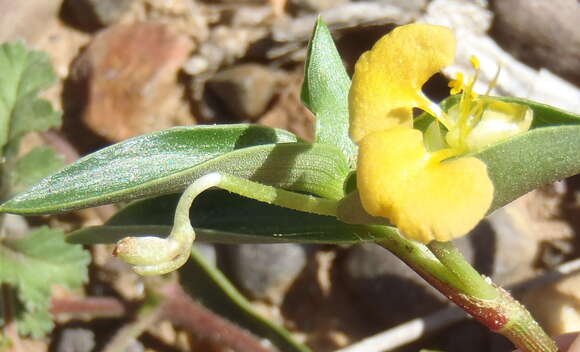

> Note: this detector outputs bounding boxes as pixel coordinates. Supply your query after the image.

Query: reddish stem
[50,297,126,317]
[159,283,274,352]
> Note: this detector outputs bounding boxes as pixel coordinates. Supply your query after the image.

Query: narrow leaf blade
[477,125,580,210]
[301,18,357,166]
[445,96,580,209]
[3,125,355,214]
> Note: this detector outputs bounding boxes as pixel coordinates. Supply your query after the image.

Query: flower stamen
[485,65,501,96]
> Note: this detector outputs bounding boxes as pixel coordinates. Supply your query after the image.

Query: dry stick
[49,283,275,352]
[159,283,274,352]
[101,301,164,352]
[336,257,580,352]
[1,284,23,352]
[40,130,80,164]
[101,283,275,352]
[50,297,126,318]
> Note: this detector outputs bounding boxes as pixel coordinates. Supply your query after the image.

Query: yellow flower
[349,23,532,243]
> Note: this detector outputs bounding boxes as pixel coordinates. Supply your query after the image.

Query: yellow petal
[349,24,456,143]
[357,127,493,243]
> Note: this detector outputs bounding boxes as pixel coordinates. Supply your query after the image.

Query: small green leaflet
[0,42,61,151]
[0,227,90,337]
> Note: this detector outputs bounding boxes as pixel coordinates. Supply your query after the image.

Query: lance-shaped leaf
[67,191,391,245]
[439,96,580,210]
[479,125,580,210]
[0,125,350,215]
[301,17,357,166]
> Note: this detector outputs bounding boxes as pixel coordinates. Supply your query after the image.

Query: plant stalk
[371,226,557,352]
[428,240,496,299]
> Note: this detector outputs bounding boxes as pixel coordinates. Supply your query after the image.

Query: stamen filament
[485,64,501,96]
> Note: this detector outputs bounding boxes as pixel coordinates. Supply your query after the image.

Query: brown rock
[69,22,193,142]
[63,0,135,30]
[289,0,349,15]
[206,64,280,121]
[490,0,580,86]
[522,273,580,336]
[259,70,315,141]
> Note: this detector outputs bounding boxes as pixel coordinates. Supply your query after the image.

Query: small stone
[66,22,193,143]
[124,339,145,352]
[0,0,61,43]
[3,214,29,238]
[352,0,427,12]
[55,327,95,352]
[341,243,447,326]
[340,207,535,326]
[223,243,308,303]
[440,321,513,352]
[522,273,580,336]
[289,0,349,15]
[490,0,580,86]
[473,208,537,285]
[206,64,280,121]
[441,321,491,352]
[63,0,135,30]
[258,70,315,141]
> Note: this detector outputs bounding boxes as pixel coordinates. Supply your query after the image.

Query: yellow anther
[449,72,465,95]
[470,56,480,70]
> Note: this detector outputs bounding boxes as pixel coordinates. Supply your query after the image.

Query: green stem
[369,226,556,352]
[498,291,558,352]
[211,173,339,216]
[370,225,456,286]
[427,240,496,299]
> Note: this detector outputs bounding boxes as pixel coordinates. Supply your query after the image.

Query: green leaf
[439,95,580,210]
[0,42,60,149]
[383,97,580,220]
[301,17,357,166]
[0,227,90,337]
[11,147,65,195]
[179,248,311,352]
[67,191,390,245]
[17,308,53,338]
[478,125,580,211]
[1,125,353,215]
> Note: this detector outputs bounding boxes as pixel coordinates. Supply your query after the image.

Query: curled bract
[113,173,222,275]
